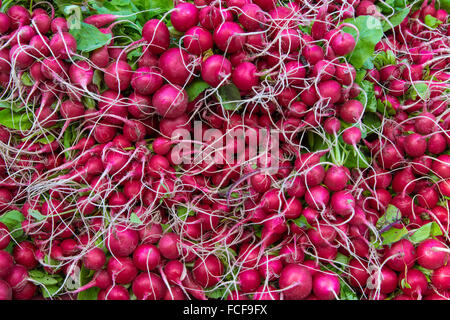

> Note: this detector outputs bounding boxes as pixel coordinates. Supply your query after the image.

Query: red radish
[90,46,109,68]
[317,80,341,104]
[313,60,336,81]
[348,259,369,288]
[232,62,259,91]
[152,84,188,119]
[73,270,112,293]
[4,265,28,293]
[69,61,93,90]
[392,167,416,194]
[279,243,305,264]
[417,239,449,270]
[252,285,279,300]
[302,45,324,65]
[164,286,186,300]
[305,185,330,210]
[324,166,349,191]
[404,133,427,158]
[432,155,450,179]
[258,255,283,281]
[340,100,364,123]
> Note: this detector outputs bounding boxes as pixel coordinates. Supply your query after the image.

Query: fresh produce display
[0,0,448,301]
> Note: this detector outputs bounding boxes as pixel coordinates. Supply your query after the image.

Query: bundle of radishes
[0,0,448,300]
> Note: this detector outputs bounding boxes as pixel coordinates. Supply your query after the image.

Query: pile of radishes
[0,0,448,300]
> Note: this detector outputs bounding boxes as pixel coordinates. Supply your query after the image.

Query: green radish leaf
[0,109,32,130]
[0,210,25,239]
[424,14,443,28]
[342,16,384,68]
[36,135,55,145]
[382,7,410,31]
[186,80,210,102]
[69,22,112,52]
[376,205,401,230]
[217,84,242,110]
[409,222,443,243]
